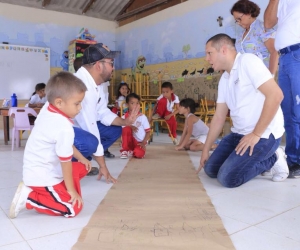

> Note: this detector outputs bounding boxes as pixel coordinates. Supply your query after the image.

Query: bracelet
[252,132,261,138]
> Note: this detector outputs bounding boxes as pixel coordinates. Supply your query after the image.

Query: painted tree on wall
[182,44,191,59]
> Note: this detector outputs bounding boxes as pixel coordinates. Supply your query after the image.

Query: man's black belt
[279,43,300,56]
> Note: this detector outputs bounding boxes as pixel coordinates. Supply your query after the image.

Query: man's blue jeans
[204,133,280,188]
[73,123,122,160]
[97,121,122,151]
[73,127,98,161]
[278,49,300,166]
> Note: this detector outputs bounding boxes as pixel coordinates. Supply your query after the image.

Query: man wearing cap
[73,43,139,182]
[264,0,300,178]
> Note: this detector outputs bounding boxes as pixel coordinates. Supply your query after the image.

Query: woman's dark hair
[126,92,140,103]
[179,98,196,114]
[116,82,130,98]
[31,83,46,96]
[230,0,260,18]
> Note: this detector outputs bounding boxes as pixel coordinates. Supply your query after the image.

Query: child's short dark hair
[126,92,140,103]
[46,71,87,104]
[179,98,196,114]
[161,81,173,90]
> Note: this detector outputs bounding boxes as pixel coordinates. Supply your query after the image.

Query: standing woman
[231,0,278,76]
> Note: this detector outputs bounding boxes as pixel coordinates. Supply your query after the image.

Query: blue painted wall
[116,0,269,70]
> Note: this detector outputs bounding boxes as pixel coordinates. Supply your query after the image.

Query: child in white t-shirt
[120,93,151,159]
[150,82,180,144]
[175,98,217,151]
[26,83,47,108]
[25,83,47,125]
[111,82,130,115]
[9,71,91,219]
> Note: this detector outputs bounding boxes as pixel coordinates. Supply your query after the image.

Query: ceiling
[0,0,131,21]
[0,0,186,24]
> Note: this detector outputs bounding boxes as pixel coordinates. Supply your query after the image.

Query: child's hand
[175,145,183,151]
[138,141,147,150]
[68,190,83,208]
[78,157,92,173]
[164,114,172,120]
[131,125,138,133]
[36,103,44,108]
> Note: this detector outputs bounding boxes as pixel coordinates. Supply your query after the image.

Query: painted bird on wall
[207,67,214,75]
[197,68,204,74]
[182,69,189,77]
[190,69,196,76]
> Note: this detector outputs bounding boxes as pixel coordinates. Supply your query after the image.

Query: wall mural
[114,0,269,100]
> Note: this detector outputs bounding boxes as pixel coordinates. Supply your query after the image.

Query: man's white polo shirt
[23,104,74,187]
[217,53,284,139]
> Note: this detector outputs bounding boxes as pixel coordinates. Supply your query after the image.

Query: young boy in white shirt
[9,71,91,218]
[120,93,151,159]
[151,82,180,144]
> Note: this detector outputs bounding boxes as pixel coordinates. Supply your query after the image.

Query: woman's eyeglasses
[235,13,244,23]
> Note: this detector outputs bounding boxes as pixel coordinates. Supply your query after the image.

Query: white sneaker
[173,138,179,145]
[120,151,128,159]
[261,170,272,176]
[9,182,32,219]
[270,147,289,182]
[128,151,133,157]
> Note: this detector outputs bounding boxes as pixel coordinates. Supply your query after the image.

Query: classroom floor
[1,131,300,250]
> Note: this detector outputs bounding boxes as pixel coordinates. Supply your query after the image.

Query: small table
[0,108,10,145]
[0,107,41,145]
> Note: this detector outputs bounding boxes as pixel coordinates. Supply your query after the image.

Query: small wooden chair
[142,99,175,144]
[202,98,216,124]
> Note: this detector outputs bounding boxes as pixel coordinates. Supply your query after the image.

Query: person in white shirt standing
[264,0,300,178]
[197,33,288,187]
[74,43,140,182]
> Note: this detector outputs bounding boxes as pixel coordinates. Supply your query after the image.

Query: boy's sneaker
[152,113,161,120]
[120,151,128,159]
[261,170,272,176]
[128,151,133,157]
[9,182,32,219]
[269,147,289,182]
[173,138,179,145]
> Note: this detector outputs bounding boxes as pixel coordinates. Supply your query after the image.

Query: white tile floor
[1,131,300,250]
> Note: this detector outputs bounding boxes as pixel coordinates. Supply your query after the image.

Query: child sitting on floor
[120,93,151,159]
[111,82,130,115]
[9,71,91,219]
[175,98,217,151]
[151,81,180,145]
